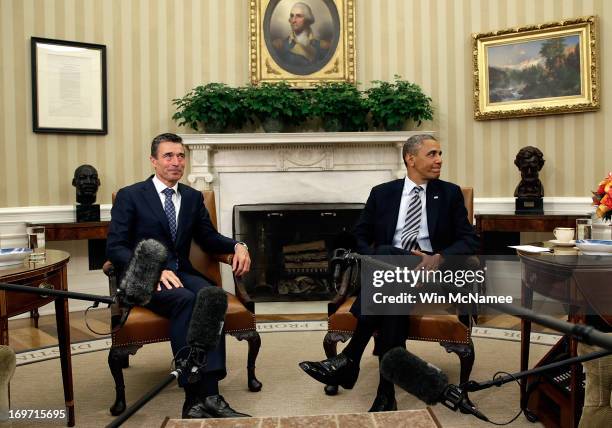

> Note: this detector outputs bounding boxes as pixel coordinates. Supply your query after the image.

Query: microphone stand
[0,282,115,306]
[105,368,184,428]
[0,282,136,329]
[106,348,208,428]
[461,349,612,393]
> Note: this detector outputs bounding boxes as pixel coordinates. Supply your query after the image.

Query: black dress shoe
[299,353,359,389]
[368,392,397,412]
[182,397,211,419]
[201,394,251,418]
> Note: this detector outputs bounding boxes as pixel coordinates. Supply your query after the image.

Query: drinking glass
[575,219,592,240]
[26,226,46,262]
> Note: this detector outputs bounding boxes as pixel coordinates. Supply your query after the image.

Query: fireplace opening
[233,203,364,302]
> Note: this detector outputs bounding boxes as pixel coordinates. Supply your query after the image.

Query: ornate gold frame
[473,16,599,120]
[249,0,355,88]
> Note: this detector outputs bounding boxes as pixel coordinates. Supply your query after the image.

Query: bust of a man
[514,146,545,198]
[72,164,100,205]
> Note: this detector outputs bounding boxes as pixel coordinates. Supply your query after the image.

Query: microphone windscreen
[120,239,167,306]
[380,347,449,405]
[187,287,228,351]
[0,346,16,421]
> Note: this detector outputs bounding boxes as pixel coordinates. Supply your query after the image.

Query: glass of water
[26,226,46,261]
[575,218,592,240]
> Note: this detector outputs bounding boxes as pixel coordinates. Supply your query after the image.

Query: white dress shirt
[152,175,181,223]
[391,176,433,252]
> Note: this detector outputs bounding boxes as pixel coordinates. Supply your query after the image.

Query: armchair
[323,187,477,395]
[104,190,262,416]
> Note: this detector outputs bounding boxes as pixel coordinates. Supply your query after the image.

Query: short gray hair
[402,134,437,163]
[291,2,315,24]
[150,133,183,157]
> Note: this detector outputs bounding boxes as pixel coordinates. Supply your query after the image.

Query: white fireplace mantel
[181,131,433,291]
[181,131,432,190]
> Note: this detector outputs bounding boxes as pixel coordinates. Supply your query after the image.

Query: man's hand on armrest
[232,243,251,277]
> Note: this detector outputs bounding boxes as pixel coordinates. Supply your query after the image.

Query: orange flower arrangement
[592,172,612,221]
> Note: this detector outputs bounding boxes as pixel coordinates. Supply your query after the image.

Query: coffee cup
[553,227,574,242]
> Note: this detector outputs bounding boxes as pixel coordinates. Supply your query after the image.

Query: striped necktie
[162,188,177,242]
[401,186,423,251]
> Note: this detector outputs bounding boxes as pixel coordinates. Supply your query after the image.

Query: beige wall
[0,0,610,207]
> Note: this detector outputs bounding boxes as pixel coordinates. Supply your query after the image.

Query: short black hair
[150,133,183,157]
[402,134,437,166]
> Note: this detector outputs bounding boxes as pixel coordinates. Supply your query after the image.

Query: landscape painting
[487,35,581,103]
[473,16,599,120]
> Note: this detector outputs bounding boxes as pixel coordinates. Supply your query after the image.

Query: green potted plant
[172,83,247,133]
[309,82,368,132]
[241,82,311,132]
[365,75,434,131]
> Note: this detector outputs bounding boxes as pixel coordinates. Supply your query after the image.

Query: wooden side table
[25,222,110,327]
[475,213,589,254]
[40,221,109,241]
[0,250,75,426]
[517,244,612,428]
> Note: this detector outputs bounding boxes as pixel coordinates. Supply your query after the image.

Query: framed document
[249,0,356,88]
[473,16,599,120]
[31,37,107,134]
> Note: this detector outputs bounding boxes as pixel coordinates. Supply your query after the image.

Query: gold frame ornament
[473,16,599,120]
[249,0,355,88]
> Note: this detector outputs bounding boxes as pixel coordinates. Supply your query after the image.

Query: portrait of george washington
[264,0,340,76]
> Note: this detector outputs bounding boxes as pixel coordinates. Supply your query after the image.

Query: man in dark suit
[106,133,251,419]
[300,134,479,411]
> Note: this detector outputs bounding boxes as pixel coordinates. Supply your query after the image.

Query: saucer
[549,239,575,247]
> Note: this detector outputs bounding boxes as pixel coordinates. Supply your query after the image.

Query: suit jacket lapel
[426,180,440,239]
[386,179,404,243]
[142,178,173,243]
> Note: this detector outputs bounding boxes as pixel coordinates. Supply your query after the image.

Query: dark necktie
[162,188,177,242]
[401,186,423,251]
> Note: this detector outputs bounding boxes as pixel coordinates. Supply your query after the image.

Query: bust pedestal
[76,204,100,222]
[515,197,543,215]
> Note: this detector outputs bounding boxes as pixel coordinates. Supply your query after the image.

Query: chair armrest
[213,253,234,265]
[233,277,254,313]
[213,252,255,312]
[328,267,353,315]
[103,261,115,278]
[102,261,123,319]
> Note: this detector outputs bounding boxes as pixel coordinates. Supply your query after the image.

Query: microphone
[184,287,228,383]
[0,346,16,422]
[117,239,167,308]
[380,347,489,422]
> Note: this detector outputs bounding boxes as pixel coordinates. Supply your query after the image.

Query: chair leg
[440,339,475,384]
[230,330,263,392]
[322,331,352,396]
[108,345,141,416]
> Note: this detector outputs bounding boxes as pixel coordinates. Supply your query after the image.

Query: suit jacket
[106,176,236,278]
[354,178,479,256]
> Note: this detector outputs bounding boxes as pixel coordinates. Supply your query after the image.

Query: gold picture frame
[473,16,599,120]
[249,0,355,88]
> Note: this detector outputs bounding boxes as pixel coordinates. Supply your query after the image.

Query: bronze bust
[514,146,544,198]
[72,164,100,205]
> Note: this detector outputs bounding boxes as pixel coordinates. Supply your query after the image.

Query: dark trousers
[145,270,226,387]
[345,245,414,393]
